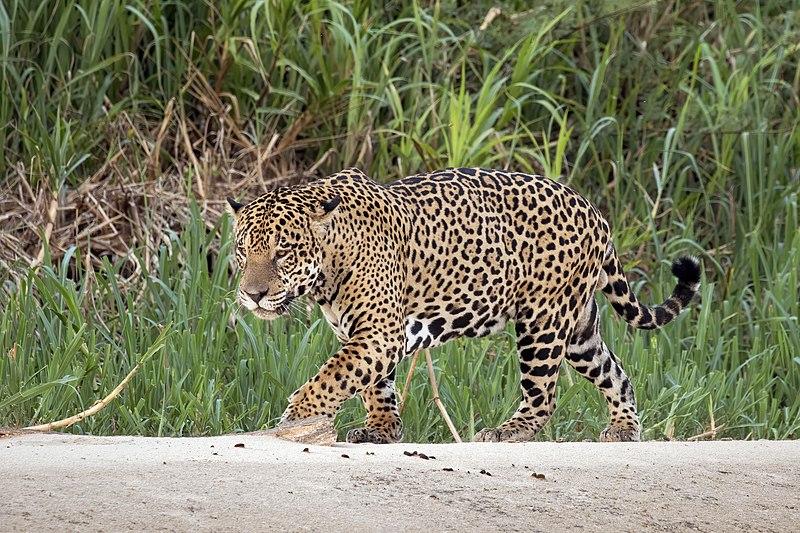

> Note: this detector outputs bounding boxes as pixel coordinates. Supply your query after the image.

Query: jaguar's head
[227,189,341,320]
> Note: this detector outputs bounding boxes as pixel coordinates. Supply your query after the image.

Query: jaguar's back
[380,168,610,355]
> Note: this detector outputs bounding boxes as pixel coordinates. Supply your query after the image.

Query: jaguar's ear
[312,195,341,226]
[226,197,244,217]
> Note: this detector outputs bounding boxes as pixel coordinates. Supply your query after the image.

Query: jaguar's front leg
[346,374,403,444]
[280,333,403,425]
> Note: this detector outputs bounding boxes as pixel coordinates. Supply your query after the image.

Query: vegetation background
[1,0,798,442]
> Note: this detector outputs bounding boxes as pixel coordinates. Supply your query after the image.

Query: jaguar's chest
[318,301,349,343]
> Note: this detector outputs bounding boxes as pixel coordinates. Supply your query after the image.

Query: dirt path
[2,434,798,532]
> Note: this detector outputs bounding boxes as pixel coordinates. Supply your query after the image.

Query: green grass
[1,0,799,441]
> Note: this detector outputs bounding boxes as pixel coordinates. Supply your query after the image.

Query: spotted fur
[228,167,701,443]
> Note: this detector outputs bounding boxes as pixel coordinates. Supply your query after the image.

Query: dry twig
[399,349,463,442]
[23,363,143,432]
[399,349,421,414]
[31,192,59,268]
[688,423,724,441]
[424,349,463,443]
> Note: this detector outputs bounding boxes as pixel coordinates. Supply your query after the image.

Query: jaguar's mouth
[252,308,281,320]
[252,294,295,320]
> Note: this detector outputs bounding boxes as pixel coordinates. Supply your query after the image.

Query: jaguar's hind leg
[474,312,572,442]
[566,300,640,442]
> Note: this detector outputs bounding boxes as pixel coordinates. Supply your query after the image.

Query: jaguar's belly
[320,301,509,354]
[403,313,508,355]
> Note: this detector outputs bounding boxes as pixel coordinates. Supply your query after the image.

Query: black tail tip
[671,256,701,285]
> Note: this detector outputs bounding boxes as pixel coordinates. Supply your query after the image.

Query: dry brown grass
[0,79,332,277]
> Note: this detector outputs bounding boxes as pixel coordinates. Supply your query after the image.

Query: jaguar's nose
[246,291,268,303]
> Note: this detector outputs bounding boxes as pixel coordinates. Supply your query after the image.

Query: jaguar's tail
[599,247,701,330]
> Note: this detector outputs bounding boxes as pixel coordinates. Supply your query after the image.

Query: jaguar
[227,167,700,443]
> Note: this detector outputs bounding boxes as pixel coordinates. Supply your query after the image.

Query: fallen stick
[23,326,171,432]
[687,425,725,441]
[249,415,337,446]
[24,363,141,432]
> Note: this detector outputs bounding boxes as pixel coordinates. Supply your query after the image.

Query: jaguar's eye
[274,248,290,260]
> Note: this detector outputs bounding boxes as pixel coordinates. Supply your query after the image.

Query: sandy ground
[1,433,798,532]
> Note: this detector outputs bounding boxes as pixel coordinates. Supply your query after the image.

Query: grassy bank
[1,0,799,441]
